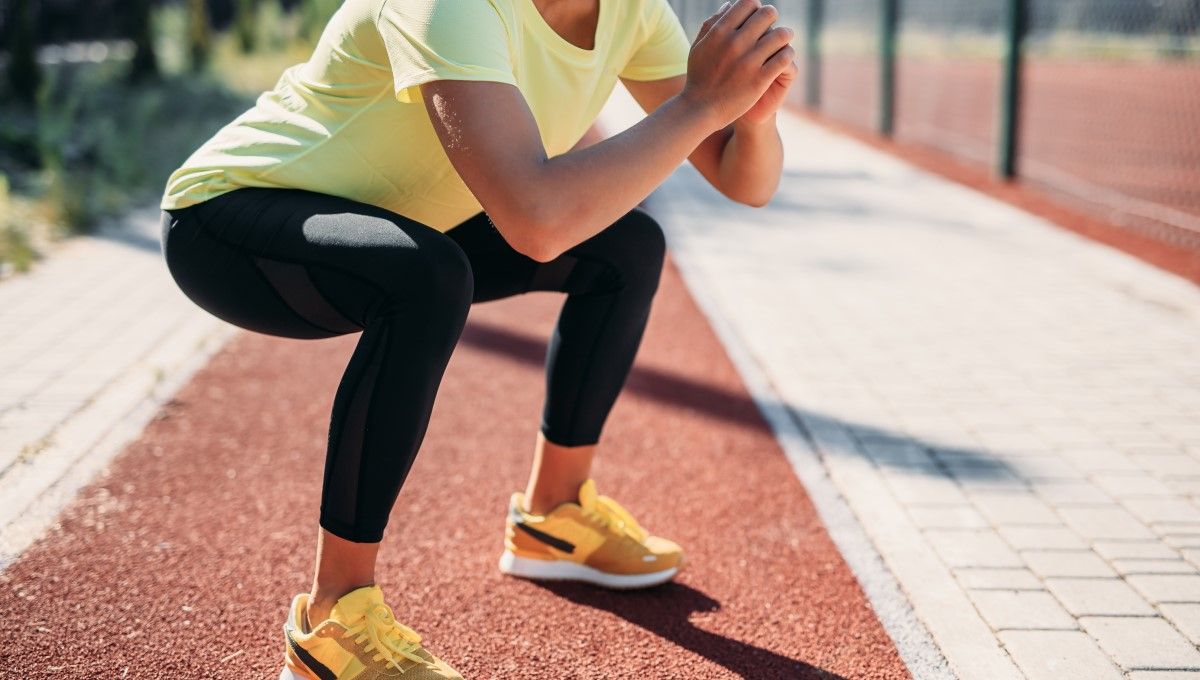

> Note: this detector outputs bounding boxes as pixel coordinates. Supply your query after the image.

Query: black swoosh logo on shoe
[286,629,338,680]
[515,522,576,554]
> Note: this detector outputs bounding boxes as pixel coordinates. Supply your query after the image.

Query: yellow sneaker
[498,479,683,589]
[280,585,462,680]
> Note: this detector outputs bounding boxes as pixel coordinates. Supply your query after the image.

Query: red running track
[819,56,1200,241]
[801,57,1200,284]
[0,258,909,679]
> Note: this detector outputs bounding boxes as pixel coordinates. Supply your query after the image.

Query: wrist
[673,89,726,136]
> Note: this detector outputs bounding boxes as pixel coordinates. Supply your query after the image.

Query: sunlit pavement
[603,88,1200,679]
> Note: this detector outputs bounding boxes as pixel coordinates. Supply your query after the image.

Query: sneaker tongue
[329,585,385,625]
[578,479,599,510]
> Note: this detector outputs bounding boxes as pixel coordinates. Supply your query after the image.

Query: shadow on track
[460,317,1023,481]
[532,580,848,679]
[460,316,766,431]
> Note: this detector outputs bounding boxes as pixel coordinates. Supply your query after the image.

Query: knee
[610,210,667,289]
[420,236,474,316]
[374,234,473,325]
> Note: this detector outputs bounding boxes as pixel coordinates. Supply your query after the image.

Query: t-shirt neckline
[517,0,608,62]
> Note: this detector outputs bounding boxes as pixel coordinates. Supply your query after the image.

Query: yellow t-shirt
[160,0,690,232]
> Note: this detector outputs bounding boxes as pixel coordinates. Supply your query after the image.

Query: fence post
[878,0,898,136]
[997,0,1026,179]
[805,0,823,108]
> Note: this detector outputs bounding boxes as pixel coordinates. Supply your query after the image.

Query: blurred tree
[1162,0,1200,34]
[188,0,213,72]
[235,0,260,52]
[1161,0,1199,57]
[300,0,340,43]
[127,0,159,82]
[6,0,42,104]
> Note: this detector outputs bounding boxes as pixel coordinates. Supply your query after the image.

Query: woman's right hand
[681,0,796,129]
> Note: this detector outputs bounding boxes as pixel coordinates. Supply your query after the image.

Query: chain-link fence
[669,0,1200,247]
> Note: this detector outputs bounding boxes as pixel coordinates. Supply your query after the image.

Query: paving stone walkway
[0,209,232,568]
[607,92,1200,679]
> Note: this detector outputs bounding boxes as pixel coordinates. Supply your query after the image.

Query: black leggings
[161,188,665,542]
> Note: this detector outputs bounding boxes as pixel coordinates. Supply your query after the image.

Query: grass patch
[0,60,253,242]
[0,0,319,273]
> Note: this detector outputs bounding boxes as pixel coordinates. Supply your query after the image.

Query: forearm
[716,114,784,207]
[515,96,717,260]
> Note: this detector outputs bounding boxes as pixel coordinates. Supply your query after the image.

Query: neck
[530,0,600,50]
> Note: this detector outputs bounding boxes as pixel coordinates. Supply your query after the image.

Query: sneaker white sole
[279,668,309,680]
[498,551,678,589]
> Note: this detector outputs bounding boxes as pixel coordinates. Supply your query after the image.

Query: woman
[160,0,793,676]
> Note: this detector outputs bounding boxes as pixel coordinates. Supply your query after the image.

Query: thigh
[164,188,468,336]
[447,207,665,302]
[444,212,539,302]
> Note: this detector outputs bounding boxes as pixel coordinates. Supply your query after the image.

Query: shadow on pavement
[460,317,1023,482]
[533,580,848,680]
[93,208,168,255]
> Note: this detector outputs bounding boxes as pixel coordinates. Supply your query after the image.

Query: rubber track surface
[0,258,908,679]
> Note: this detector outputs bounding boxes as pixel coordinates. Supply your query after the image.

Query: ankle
[523,487,580,515]
[305,597,332,631]
[306,582,374,628]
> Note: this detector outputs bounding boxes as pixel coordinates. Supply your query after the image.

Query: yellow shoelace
[588,494,649,543]
[343,603,427,671]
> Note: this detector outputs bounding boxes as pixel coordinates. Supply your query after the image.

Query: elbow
[739,195,773,209]
[517,240,561,263]
[723,178,780,209]
[491,209,564,263]
[731,189,776,209]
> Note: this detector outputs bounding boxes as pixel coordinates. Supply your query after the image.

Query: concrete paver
[907,504,990,529]
[1021,550,1116,578]
[998,525,1089,551]
[1081,617,1200,670]
[1095,541,1183,561]
[925,530,1024,569]
[1058,506,1157,540]
[1045,578,1157,616]
[1128,574,1200,604]
[1160,604,1200,645]
[967,590,1076,631]
[999,630,1123,680]
[955,568,1043,591]
[1113,559,1197,576]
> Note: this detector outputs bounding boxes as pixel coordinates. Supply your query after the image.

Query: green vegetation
[188,0,214,72]
[6,0,42,104]
[235,0,262,53]
[0,0,335,275]
[301,0,343,42]
[0,175,38,274]
[128,0,160,82]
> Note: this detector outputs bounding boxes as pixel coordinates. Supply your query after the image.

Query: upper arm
[621,75,731,189]
[420,79,550,245]
[379,0,550,246]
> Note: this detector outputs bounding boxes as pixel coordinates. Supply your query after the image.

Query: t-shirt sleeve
[619,0,691,81]
[376,0,518,104]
